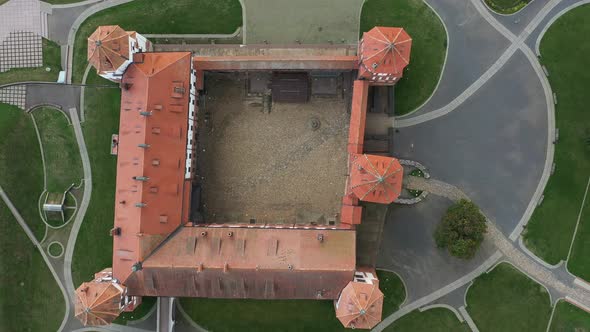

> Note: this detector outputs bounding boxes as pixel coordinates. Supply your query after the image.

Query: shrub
[435,199,487,259]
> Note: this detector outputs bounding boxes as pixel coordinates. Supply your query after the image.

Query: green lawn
[72,0,242,82]
[384,308,470,332]
[114,297,156,324]
[466,263,552,332]
[181,270,405,331]
[484,0,531,14]
[0,200,65,332]
[0,38,61,86]
[32,107,83,192]
[71,72,120,287]
[48,242,63,257]
[569,188,590,279]
[360,0,446,115]
[549,300,590,332]
[523,4,590,266]
[378,270,406,317]
[0,103,45,240]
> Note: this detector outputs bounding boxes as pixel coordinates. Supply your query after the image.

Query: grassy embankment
[180,270,405,331]
[71,0,243,83]
[466,263,552,332]
[523,5,590,276]
[0,38,61,86]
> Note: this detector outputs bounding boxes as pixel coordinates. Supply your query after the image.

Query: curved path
[64,0,135,83]
[3,0,588,330]
[0,184,70,332]
[376,0,589,330]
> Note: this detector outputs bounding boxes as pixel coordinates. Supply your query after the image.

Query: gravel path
[404,176,590,310]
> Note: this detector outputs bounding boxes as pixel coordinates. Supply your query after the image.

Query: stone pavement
[398,0,510,118]
[0,0,44,72]
[405,176,468,202]
[404,175,590,309]
[0,84,26,108]
[47,0,100,45]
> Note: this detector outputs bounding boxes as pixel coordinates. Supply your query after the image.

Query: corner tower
[87,25,151,82]
[358,26,412,84]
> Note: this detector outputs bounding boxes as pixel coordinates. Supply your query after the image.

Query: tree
[434,199,487,259]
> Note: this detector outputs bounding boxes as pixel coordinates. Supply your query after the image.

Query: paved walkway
[396,175,590,320]
[61,106,93,331]
[64,0,135,83]
[47,0,101,45]
[4,0,586,330]
[394,0,560,127]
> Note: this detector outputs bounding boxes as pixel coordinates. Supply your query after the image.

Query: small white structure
[43,192,65,222]
[87,25,151,82]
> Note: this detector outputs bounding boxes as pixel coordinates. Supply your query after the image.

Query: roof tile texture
[112,52,192,284]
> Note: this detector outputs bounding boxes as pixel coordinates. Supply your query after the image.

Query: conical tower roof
[358,26,412,82]
[335,281,384,329]
[88,25,133,74]
[349,153,403,204]
[75,276,124,326]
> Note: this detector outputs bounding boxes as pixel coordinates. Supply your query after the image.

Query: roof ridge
[138,52,191,77]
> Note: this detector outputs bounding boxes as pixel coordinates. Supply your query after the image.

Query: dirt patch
[198,73,349,225]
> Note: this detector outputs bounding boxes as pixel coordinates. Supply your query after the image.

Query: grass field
[72,0,242,82]
[569,188,590,280]
[360,0,446,115]
[523,4,590,267]
[0,103,45,240]
[0,38,61,86]
[384,308,470,332]
[32,107,83,192]
[484,0,530,14]
[48,242,64,257]
[549,300,590,332]
[0,200,65,332]
[71,72,120,287]
[466,263,552,332]
[181,270,405,331]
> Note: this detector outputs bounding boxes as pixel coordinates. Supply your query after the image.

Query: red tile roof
[358,27,412,83]
[193,55,358,71]
[124,226,356,299]
[335,280,383,329]
[75,268,125,326]
[88,25,136,75]
[348,154,403,204]
[112,52,192,284]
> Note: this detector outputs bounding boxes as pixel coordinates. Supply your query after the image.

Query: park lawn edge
[359,0,447,115]
[522,4,590,267]
[71,0,243,83]
[484,0,530,15]
[465,262,552,332]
